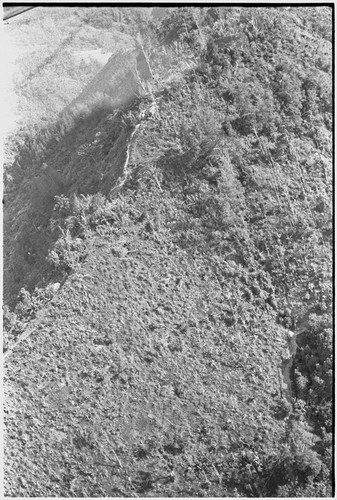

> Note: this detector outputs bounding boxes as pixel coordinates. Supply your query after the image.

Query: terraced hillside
[3,6,333,497]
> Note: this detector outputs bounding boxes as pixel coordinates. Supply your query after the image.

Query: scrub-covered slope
[4,6,333,497]
[4,225,289,497]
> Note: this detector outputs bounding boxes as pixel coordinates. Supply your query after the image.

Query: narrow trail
[4,324,39,362]
[109,122,141,197]
[109,101,158,197]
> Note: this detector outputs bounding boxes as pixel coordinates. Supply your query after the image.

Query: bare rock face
[66,47,153,113]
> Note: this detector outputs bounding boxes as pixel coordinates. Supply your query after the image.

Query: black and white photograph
[2,2,333,497]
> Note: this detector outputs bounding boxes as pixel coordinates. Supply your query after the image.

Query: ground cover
[3,6,333,497]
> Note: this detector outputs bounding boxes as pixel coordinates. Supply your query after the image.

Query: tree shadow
[3,96,141,307]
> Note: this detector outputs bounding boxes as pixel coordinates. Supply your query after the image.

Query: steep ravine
[3,42,153,306]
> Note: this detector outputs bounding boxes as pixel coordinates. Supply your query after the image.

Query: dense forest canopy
[3,5,333,497]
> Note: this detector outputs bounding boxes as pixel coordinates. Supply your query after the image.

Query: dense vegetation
[4,6,333,497]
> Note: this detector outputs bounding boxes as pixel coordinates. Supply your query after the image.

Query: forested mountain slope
[3,6,333,497]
